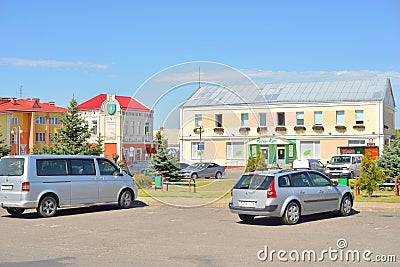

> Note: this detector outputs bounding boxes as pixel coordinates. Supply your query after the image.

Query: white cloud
[0,57,109,70]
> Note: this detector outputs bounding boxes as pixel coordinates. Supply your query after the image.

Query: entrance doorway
[277,146,286,166]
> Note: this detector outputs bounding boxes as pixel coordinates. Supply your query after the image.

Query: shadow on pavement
[237,209,360,226]
[1,200,148,220]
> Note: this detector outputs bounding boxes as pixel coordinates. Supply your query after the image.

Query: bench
[154,176,196,192]
[378,183,399,190]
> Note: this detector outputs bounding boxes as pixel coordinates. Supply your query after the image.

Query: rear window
[0,158,25,176]
[234,174,274,190]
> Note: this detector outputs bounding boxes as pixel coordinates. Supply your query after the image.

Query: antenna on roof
[19,85,22,99]
[198,67,201,89]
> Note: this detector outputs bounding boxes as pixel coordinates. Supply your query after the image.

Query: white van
[0,155,138,217]
[324,154,364,179]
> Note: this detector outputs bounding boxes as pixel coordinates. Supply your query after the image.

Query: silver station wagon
[229,169,353,225]
[0,155,138,218]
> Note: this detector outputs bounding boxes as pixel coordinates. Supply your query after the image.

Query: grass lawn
[137,177,400,203]
[355,190,400,203]
[138,178,236,199]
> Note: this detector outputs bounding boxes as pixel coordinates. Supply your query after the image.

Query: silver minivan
[324,154,364,179]
[0,155,138,217]
[229,169,353,225]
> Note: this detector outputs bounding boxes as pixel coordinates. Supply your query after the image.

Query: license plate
[238,201,256,208]
[1,185,13,190]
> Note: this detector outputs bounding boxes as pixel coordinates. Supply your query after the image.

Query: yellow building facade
[180,79,395,167]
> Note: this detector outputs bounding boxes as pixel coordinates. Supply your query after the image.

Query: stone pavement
[136,196,400,212]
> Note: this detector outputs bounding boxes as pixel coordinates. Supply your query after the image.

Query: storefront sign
[105,118,116,139]
[249,137,290,145]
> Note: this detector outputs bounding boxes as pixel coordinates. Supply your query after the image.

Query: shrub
[134,174,153,189]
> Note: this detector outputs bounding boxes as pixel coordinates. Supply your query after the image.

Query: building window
[195,114,202,128]
[348,140,366,146]
[92,120,98,135]
[131,122,135,135]
[314,111,322,125]
[49,117,59,125]
[226,142,245,159]
[241,113,248,127]
[35,132,46,142]
[12,117,18,125]
[191,142,204,159]
[35,116,46,124]
[355,110,364,125]
[137,122,141,135]
[215,114,223,128]
[300,141,320,159]
[259,113,266,126]
[11,134,17,144]
[136,149,142,161]
[336,111,345,126]
[145,122,150,136]
[296,112,304,126]
[277,112,285,126]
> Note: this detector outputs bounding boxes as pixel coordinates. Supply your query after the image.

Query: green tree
[151,143,179,180]
[375,136,400,182]
[37,98,103,155]
[359,153,385,197]
[0,129,10,157]
[245,151,267,172]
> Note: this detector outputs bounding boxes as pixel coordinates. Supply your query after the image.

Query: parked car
[324,154,364,179]
[0,155,138,218]
[292,159,325,173]
[179,162,225,179]
[229,169,353,225]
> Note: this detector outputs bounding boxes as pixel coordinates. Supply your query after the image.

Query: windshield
[0,158,25,176]
[234,175,274,190]
[330,156,351,164]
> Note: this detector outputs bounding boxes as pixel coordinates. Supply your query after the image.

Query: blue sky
[1,0,399,127]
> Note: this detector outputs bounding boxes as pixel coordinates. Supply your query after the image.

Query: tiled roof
[0,98,66,112]
[78,94,152,112]
[182,78,393,107]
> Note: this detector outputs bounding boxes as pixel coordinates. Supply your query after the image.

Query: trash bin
[154,175,162,191]
[338,177,348,186]
[143,170,148,176]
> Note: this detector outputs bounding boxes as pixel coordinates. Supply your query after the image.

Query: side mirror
[113,170,123,176]
[332,181,338,186]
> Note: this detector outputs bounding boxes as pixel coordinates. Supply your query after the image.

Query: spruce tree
[376,136,400,182]
[0,129,10,157]
[151,143,179,180]
[39,98,103,155]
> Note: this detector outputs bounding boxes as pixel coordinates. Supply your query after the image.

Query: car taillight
[230,188,233,197]
[267,180,277,198]
[22,182,30,192]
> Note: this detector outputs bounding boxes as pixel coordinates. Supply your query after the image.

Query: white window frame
[35,116,46,125]
[314,111,322,125]
[226,142,245,160]
[355,110,364,125]
[296,112,304,126]
[259,113,266,126]
[336,111,345,126]
[35,132,46,142]
[195,114,202,128]
[241,113,249,127]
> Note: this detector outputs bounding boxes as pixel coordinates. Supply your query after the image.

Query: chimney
[10,98,16,105]
[49,101,55,106]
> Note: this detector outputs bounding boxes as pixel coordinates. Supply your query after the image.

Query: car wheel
[339,195,352,216]
[6,208,25,216]
[191,173,198,179]
[282,202,300,225]
[37,196,58,218]
[215,172,222,179]
[118,189,133,209]
[238,214,255,222]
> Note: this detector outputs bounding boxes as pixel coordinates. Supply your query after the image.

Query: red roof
[0,98,66,112]
[78,94,152,112]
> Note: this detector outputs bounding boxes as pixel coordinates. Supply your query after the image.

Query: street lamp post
[11,126,22,155]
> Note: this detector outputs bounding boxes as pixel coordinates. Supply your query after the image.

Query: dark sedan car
[179,162,225,179]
